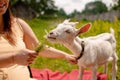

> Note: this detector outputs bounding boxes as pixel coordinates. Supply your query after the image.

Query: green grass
[26,18,120,80]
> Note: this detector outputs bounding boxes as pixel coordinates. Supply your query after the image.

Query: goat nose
[49,32,53,35]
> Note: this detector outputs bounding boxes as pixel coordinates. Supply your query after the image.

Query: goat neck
[63,39,83,57]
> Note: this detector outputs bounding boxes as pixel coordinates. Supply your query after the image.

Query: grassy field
[26,18,120,80]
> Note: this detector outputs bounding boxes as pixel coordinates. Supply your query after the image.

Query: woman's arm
[39,46,70,58]
[39,46,77,64]
[17,18,39,50]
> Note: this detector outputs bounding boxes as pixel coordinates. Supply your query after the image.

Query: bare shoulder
[16,18,32,32]
[16,18,29,26]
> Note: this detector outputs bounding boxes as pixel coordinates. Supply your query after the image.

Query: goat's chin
[47,38,57,43]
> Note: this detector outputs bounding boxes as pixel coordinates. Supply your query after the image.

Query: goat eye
[65,30,70,33]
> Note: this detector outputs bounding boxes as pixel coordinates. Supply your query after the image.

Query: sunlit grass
[27,18,120,80]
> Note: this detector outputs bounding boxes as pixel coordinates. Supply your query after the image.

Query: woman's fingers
[65,54,78,64]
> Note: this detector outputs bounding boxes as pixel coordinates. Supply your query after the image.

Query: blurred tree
[82,1,108,14]
[56,8,67,17]
[10,0,57,16]
[68,10,81,18]
[112,0,120,10]
[29,0,57,15]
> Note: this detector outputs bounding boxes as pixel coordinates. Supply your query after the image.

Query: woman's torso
[0,18,31,80]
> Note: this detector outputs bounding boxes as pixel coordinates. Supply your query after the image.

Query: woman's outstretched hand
[65,54,78,64]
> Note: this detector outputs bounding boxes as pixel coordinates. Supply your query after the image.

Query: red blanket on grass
[31,68,107,80]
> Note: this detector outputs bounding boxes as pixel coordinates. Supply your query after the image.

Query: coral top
[0,18,33,80]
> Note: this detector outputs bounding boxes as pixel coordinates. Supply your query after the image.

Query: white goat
[46,19,118,80]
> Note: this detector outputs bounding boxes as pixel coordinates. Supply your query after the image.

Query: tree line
[10,0,120,19]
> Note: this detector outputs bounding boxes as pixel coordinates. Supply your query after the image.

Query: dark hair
[3,7,16,45]
[3,8,11,32]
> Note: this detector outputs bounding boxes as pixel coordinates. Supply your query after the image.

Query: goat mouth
[47,36,56,40]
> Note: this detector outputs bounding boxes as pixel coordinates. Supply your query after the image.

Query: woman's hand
[13,49,37,66]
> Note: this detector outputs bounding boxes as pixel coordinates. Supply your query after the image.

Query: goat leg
[91,65,98,80]
[78,66,84,80]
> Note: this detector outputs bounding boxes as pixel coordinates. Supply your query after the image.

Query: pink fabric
[31,68,107,80]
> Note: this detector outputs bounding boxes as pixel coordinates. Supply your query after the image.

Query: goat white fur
[47,19,118,80]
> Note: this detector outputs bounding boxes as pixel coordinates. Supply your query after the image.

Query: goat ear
[71,22,79,27]
[76,23,91,36]
[63,19,70,23]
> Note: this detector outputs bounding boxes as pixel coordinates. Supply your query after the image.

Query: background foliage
[82,1,108,14]
[10,0,57,16]
[10,0,120,18]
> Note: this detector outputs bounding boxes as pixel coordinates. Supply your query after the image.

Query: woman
[0,0,76,80]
